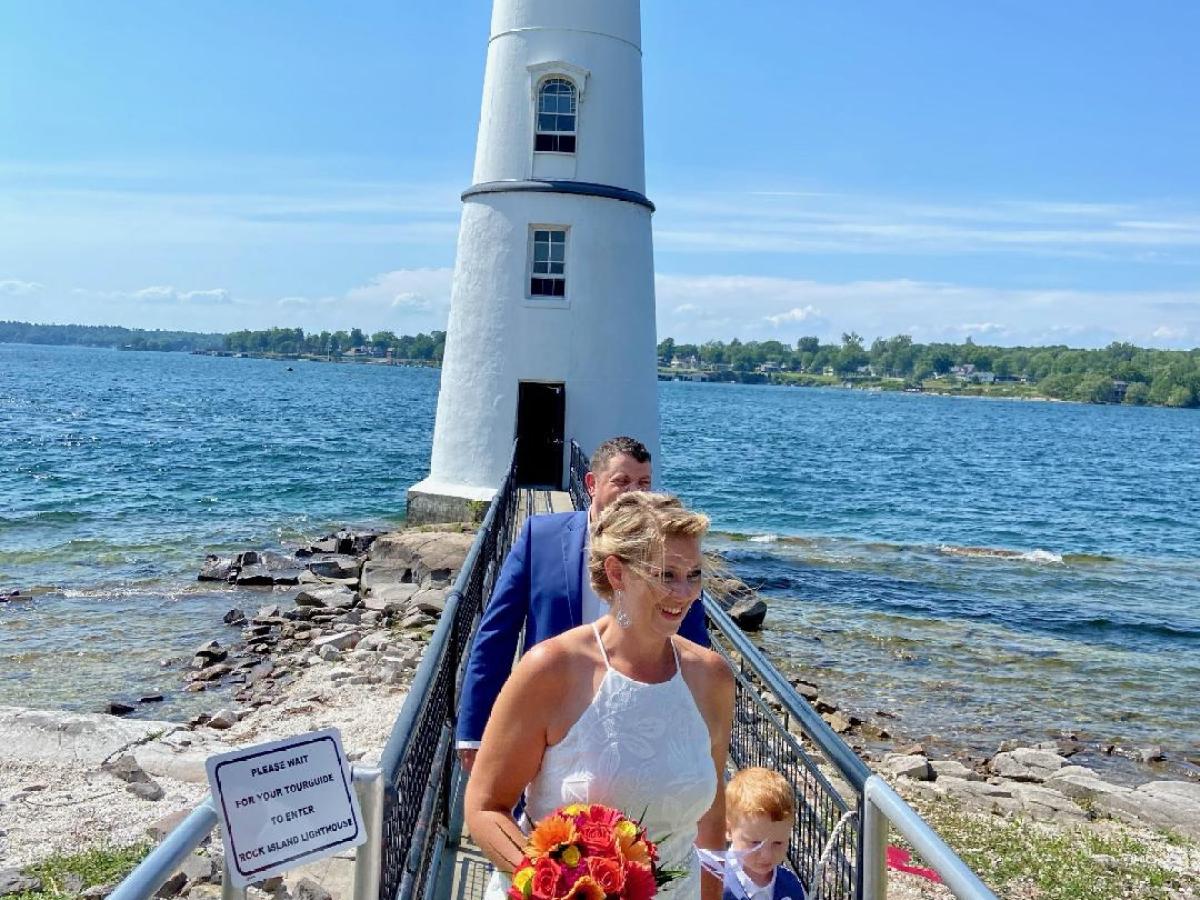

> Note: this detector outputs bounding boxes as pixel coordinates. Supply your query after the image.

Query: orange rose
[621,839,650,867]
[531,858,567,900]
[585,857,625,895]
[623,862,656,900]
[562,876,605,900]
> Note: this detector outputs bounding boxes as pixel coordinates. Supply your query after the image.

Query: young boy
[722,767,806,900]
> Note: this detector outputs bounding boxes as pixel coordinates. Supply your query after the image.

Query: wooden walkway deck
[443,488,574,900]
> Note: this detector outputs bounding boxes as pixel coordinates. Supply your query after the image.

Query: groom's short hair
[590,436,651,474]
[726,767,796,823]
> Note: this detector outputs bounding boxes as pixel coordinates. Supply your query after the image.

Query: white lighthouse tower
[408,0,661,522]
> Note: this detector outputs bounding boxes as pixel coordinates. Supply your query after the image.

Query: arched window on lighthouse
[535,78,577,154]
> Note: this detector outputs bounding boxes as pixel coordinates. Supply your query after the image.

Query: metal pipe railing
[108,802,223,900]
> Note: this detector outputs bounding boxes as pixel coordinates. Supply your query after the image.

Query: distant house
[670,355,700,370]
[757,362,782,373]
[950,364,976,377]
[345,346,371,357]
[970,371,996,384]
[1111,380,1129,403]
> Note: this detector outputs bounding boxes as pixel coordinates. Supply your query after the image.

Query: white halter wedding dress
[483,624,718,900]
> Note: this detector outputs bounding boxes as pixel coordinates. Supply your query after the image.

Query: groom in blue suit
[456,436,711,771]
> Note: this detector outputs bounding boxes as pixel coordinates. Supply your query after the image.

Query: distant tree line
[0,320,223,351]
[223,327,446,361]
[658,334,1200,408]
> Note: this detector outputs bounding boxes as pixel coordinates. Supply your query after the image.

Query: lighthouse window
[535,78,577,154]
[530,229,567,298]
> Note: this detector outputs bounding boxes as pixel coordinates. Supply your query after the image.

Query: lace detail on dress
[513,625,717,900]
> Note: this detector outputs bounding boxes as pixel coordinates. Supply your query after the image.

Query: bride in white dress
[465,493,735,900]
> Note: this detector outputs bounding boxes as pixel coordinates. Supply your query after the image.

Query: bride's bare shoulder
[512,625,601,680]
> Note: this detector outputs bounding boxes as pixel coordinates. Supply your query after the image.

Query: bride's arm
[693,653,736,900]
[464,641,567,872]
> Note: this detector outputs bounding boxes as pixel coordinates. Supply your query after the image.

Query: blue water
[2,345,1198,763]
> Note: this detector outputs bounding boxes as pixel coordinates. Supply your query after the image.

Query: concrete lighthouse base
[406,478,497,526]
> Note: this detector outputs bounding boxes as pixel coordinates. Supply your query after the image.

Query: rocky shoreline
[2,525,1197,899]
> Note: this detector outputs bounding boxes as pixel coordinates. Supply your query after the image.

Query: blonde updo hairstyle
[588,492,710,601]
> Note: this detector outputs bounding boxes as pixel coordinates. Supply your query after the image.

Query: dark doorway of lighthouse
[515,381,565,488]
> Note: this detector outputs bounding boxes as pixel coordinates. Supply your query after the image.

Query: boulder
[198,556,235,582]
[313,632,362,653]
[105,701,136,717]
[222,608,247,625]
[193,640,227,662]
[931,776,1019,815]
[154,872,187,899]
[364,583,420,610]
[0,706,181,766]
[821,711,855,735]
[789,680,819,702]
[147,809,192,842]
[988,748,1067,782]
[191,663,232,682]
[207,709,240,730]
[727,596,767,631]
[295,585,358,610]
[294,878,333,900]
[410,587,448,616]
[930,759,982,782]
[307,556,362,581]
[357,632,391,652]
[177,853,216,886]
[1094,781,1200,839]
[366,531,473,587]
[359,561,413,595]
[1010,783,1087,824]
[235,552,304,586]
[883,754,934,781]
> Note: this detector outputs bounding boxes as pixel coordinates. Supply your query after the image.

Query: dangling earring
[615,590,632,628]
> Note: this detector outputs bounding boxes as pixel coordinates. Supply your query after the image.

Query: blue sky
[2,0,1198,348]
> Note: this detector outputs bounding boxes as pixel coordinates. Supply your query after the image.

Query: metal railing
[377,446,521,900]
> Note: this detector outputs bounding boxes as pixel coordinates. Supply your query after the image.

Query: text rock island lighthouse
[407,0,661,523]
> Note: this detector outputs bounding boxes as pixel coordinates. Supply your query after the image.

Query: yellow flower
[561,845,581,868]
[513,867,534,899]
[562,804,586,816]
[614,820,638,843]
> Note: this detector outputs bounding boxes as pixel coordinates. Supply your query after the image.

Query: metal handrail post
[108,801,220,900]
[352,766,384,900]
[858,792,888,900]
[863,776,998,899]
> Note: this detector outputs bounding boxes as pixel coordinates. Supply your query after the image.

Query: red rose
[531,858,567,900]
[622,862,656,900]
[577,822,618,857]
[585,857,625,895]
[582,805,624,828]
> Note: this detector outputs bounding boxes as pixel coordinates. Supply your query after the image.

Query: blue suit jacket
[456,509,710,744]
[721,864,806,900]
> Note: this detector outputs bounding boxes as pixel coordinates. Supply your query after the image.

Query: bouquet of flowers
[507,804,676,900]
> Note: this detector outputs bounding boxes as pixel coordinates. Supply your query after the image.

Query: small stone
[257,877,284,894]
[223,608,247,625]
[127,780,165,802]
[883,754,934,781]
[154,872,187,899]
[147,809,191,842]
[207,709,240,730]
[293,877,333,900]
[104,753,151,785]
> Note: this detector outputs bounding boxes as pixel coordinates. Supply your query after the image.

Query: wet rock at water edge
[222,608,247,626]
[207,709,240,730]
[105,701,136,717]
[198,556,235,582]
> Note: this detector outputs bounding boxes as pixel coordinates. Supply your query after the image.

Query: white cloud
[765,305,823,326]
[129,286,232,304]
[654,273,1200,349]
[0,279,44,296]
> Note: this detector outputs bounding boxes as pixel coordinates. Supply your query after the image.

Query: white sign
[206,728,366,887]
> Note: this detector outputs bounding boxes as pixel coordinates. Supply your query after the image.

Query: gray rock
[198,556,235,582]
[933,776,1020,815]
[357,632,390,652]
[105,701,136,716]
[988,747,1068,782]
[359,562,413,596]
[103,753,152,784]
[1010,783,1087,823]
[81,886,114,900]
[409,587,448,615]
[254,604,281,621]
[147,809,191,842]
[222,608,247,626]
[177,852,216,885]
[318,645,342,662]
[154,872,187,899]
[789,680,819,701]
[312,631,361,652]
[884,754,934,781]
[727,595,767,631]
[191,663,232,682]
[0,707,181,766]
[127,780,165,801]
[366,531,473,586]
[0,869,43,896]
[1095,780,1200,839]
[930,759,982,782]
[295,585,357,610]
[193,641,227,662]
[294,877,333,900]
[822,710,854,734]
[207,709,239,730]
[307,555,362,581]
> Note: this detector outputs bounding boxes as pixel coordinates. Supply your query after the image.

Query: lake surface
[2,345,1198,768]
